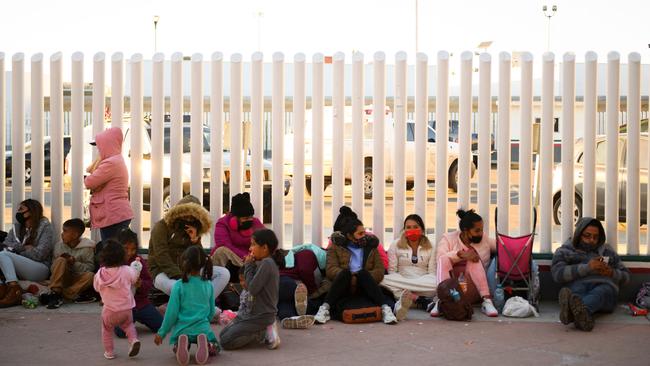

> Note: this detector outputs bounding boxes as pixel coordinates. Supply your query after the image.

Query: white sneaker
[393,290,413,321]
[481,298,498,317]
[429,300,440,317]
[314,304,331,324]
[382,305,398,324]
[265,320,281,350]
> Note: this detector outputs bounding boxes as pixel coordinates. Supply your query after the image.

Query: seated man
[44,218,96,309]
[552,217,629,331]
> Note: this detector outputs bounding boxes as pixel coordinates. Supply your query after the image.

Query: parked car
[551,133,648,225]
[5,136,72,183]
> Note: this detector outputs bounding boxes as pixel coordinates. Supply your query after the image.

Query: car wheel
[364,167,373,199]
[24,162,32,184]
[448,161,458,192]
[553,195,582,226]
[305,177,312,196]
[162,186,172,214]
[406,181,415,191]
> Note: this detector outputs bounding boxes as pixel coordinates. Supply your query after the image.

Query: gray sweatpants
[219,315,274,350]
[154,266,230,296]
[0,250,50,283]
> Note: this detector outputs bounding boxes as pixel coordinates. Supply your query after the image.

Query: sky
[1,0,649,65]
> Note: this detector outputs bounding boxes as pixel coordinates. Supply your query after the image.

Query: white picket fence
[0,51,648,255]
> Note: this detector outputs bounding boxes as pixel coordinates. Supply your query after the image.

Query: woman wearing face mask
[381,214,437,317]
[0,199,54,307]
[211,193,265,276]
[432,209,498,317]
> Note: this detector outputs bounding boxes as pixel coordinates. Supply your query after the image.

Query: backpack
[635,282,650,309]
[436,276,473,321]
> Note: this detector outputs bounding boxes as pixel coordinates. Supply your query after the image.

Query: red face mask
[405,228,422,242]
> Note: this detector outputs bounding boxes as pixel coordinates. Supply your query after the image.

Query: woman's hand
[184,225,200,244]
[154,334,163,346]
[457,249,480,263]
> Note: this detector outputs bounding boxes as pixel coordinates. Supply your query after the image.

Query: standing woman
[84,127,134,241]
[0,199,54,307]
[433,209,498,317]
[381,214,436,308]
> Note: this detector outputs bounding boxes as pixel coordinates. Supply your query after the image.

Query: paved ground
[1,301,648,366]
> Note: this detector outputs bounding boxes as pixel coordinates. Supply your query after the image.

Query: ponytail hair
[252,229,285,268]
[180,246,212,282]
[456,209,483,232]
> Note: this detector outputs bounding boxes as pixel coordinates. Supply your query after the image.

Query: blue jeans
[100,219,131,242]
[568,282,617,315]
[114,303,163,338]
[277,275,323,319]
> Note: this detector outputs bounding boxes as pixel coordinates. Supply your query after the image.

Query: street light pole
[542,5,557,52]
[153,15,160,53]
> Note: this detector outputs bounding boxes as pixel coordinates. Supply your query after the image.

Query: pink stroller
[494,207,540,309]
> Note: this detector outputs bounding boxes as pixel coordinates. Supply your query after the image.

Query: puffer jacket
[326,231,385,284]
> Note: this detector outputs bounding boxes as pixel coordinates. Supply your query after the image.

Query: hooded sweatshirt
[148,195,212,279]
[84,127,134,229]
[551,217,630,293]
[53,237,96,273]
[3,217,54,267]
[93,265,139,312]
[212,213,265,259]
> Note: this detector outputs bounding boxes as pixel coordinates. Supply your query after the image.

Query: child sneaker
[281,315,315,329]
[265,320,281,350]
[428,300,440,317]
[481,298,498,317]
[103,352,115,360]
[195,334,209,365]
[294,282,308,316]
[176,334,190,366]
[46,293,63,309]
[128,339,141,357]
[382,305,398,324]
[314,304,330,324]
[394,289,413,321]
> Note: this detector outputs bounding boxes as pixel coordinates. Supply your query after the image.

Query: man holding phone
[551,217,630,331]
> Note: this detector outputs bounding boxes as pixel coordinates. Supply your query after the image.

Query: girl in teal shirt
[154,246,219,365]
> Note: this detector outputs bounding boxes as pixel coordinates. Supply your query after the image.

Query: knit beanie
[231,192,255,217]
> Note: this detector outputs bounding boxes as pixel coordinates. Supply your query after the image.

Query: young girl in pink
[94,239,141,360]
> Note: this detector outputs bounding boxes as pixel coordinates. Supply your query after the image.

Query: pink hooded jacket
[93,265,139,312]
[211,213,265,259]
[84,127,134,229]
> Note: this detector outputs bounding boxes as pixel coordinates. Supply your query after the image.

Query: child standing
[154,246,220,366]
[113,229,164,338]
[45,218,96,309]
[93,239,141,360]
[219,229,282,350]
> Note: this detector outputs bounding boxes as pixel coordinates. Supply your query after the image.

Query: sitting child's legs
[219,317,269,350]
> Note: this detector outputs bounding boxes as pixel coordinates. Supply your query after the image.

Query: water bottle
[494,284,505,313]
[449,288,461,302]
[21,293,38,309]
[458,273,468,294]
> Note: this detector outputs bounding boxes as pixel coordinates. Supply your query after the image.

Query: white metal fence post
[332,52,345,223]
[130,54,143,239]
[170,52,183,206]
[31,53,44,204]
[435,51,449,245]
[626,52,641,255]
[312,53,325,246]
[540,52,555,253]
[560,53,576,243]
[71,53,84,220]
[583,52,598,219]
[230,53,244,196]
[50,52,64,235]
[0,53,5,229]
[477,53,491,231]
[191,53,204,204]
[351,52,364,220]
[605,52,620,248]
[92,53,105,161]
[458,51,473,210]
[415,53,428,221]
[372,52,386,244]
[111,53,124,129]
[11,53,25,208]
[150,52,164,225]
[519,53,533,235]
[210,52,224,226]
[272,52,285,245]
[393,51,407,239]
[250,52,264,223]
[292,53,306,245]
[497,52,511,233]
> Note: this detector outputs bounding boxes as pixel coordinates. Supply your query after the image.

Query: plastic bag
[502,296,539,318]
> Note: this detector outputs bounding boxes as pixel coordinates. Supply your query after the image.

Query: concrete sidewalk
[1,302,649,366]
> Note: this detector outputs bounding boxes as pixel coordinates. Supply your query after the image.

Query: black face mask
[239,220,253,230]
[470,235,483,244]
[15,212,26,225]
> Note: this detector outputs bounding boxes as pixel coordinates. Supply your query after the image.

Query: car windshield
[146,126,210,153]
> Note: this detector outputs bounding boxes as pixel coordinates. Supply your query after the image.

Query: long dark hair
[100,239,126,268]
[19,199,45,247]
[180,246,212,283]
[456,209,483,232]
[252,229,285,268]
